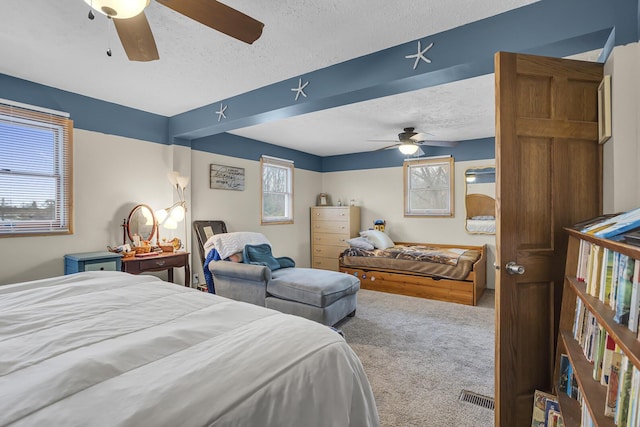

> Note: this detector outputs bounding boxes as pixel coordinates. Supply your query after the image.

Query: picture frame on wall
[598,74,612,144]
[210,164,245,191]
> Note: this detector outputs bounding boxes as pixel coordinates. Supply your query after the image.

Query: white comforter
[0,271,378,427]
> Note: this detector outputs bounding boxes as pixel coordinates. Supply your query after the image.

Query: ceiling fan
[84,0,264,61]
[372,127,458,155]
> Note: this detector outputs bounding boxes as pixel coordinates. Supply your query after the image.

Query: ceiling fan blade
[156,0,264,44]
[411,132,432,141]
[113,12,159,61]
[417,140,459,147]
[375,143,401,151]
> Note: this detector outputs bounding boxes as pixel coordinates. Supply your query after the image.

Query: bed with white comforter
[0,271,378,427]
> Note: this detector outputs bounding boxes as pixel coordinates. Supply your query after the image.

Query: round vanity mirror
[126,204,156,243]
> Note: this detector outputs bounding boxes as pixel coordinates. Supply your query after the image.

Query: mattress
[340,245,481,280]
[0,271,378,427]
[466,218,496,234]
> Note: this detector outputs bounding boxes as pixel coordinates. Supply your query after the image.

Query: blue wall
[0,0,637,172]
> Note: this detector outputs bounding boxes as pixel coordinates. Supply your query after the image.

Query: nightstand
[64,251,123,275]
[121,252,190,287]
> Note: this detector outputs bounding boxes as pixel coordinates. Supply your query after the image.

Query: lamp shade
[83,0,149,18]
[167,171,180,186]
[170,204,185,222]
[398,143,419,155]
[164,217,178,230]
[176,176,190,190]
[155,209,168,224]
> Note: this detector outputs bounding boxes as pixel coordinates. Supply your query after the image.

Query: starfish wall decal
[291,78,309,101]
[405,40,434,70]
[216,103,227,122]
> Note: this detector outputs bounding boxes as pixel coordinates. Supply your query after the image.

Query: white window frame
[260,155,294,225]
[404,156,454,217]
[0,100,73,237]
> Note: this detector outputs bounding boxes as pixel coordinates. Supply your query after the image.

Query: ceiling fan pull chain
[88,0,95,19]
[106,16,112,57]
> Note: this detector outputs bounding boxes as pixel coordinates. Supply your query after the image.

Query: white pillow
[346,237,375,250]
[204,232,271,260]
[359,229,394,249]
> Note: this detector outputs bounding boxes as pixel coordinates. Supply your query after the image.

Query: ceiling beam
[169,0,637,141]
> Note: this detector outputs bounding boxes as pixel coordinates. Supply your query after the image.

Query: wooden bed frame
[339,242,487,306]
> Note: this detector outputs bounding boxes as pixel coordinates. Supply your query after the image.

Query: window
[404,156,454,217]
[261,156,294,224]
[0,101,73,237]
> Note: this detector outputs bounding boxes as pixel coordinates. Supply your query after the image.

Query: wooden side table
[121,252,190,287]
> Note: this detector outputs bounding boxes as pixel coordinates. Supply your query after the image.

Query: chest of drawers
[310,206,360,271]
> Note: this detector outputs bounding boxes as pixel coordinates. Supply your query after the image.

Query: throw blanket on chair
[243,244,295,270]
[203,249,223,293]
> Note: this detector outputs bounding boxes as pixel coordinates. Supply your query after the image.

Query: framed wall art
[598,74,612,144]
[210,164,245,191]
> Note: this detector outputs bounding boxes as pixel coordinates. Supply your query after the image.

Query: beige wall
[189,151,322,281]
[0,129,181,285]
[603,42,640,213]
[322,158,497,288]
[4,42,638,291]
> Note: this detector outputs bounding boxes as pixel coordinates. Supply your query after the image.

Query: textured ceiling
[0,0,601,156]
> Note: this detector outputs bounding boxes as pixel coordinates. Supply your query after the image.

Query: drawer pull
[155,260,166,266]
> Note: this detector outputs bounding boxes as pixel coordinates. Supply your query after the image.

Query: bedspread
[0,271,378,427]
[340,245,481,280]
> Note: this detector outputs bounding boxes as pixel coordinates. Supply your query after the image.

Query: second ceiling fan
[373,127,458,155]
[85,0,264,61]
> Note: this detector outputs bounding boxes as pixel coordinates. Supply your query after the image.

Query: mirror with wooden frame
[125,204,156,244]
[464,166,496,234]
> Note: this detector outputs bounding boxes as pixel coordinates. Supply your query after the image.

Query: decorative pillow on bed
[346,237,375,250]
[359,229,395,249]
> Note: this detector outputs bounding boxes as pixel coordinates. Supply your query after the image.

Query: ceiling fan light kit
[398,143,419,155]
[84,0,149,19]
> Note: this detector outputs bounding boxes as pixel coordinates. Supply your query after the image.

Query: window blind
[0,102,73,236]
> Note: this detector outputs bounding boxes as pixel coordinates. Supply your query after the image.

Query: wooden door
[494,52,603,426]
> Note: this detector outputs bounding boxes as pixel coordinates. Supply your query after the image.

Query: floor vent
[459,390,495,410]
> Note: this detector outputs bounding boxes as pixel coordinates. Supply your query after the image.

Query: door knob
[506,261,525,275]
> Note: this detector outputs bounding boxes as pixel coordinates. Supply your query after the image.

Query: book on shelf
[600,332,617,386]
[628,366,640,427]
[544,397,560,427]
[559,354,570,393]
[599,248,614,305]
[592,325,606,381]
[547,409,564,427]
[581,207,640,239]
[623,229,640,247]
[628,259,640,333]
[614,254,635,326]
[588,244,603,297]
[605,350,623,418]
[571,213,619,231]
[577,240,591,282]
[610,251,622,311]
[531,390,557,427]
[615,355,633,426]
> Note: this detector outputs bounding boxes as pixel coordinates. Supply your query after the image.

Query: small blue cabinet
[64,251,122,275]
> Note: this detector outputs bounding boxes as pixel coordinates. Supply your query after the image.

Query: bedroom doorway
[494,52,603,426]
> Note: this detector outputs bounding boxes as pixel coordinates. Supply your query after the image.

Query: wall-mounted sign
[210,164,245,191]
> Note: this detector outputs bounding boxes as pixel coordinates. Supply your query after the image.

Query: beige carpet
[338,289,495,427]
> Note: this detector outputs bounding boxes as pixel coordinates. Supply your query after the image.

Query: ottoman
[266,267,360,326]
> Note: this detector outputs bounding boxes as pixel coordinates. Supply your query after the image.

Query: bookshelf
[555,227,640,426]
